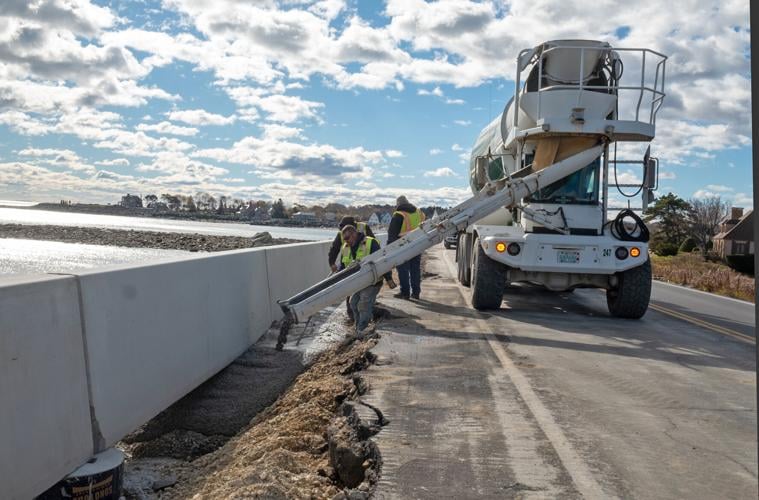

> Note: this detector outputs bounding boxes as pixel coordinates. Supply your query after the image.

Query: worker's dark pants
[346,297,354,320]
[396,254,421,297]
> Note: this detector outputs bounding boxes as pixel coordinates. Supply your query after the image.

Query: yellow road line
[649,303,755,345]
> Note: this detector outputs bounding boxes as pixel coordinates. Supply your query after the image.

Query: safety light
[615,247,629,260]
[630,247,641,258]
[495,242,507,253]
[507,242,521,256]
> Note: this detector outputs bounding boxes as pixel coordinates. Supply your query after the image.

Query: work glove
[330,263,338,273]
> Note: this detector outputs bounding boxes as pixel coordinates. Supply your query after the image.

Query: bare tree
[687,196,726,258]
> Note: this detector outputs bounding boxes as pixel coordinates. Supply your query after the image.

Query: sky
[0,0,751,208]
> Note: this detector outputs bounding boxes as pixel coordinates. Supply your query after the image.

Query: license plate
[557,249,580,264]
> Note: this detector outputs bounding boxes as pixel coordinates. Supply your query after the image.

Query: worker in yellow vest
[340,224,396,336]
[387,195,426,299]
[329,216,376,323]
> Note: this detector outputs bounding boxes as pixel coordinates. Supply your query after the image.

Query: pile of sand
[163,339,379,499]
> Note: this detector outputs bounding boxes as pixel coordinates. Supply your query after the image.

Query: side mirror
[644,158,657,189]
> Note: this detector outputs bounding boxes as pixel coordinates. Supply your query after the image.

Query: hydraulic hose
[610,208,649,242]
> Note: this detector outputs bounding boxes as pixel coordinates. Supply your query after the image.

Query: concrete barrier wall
[0,275,93,500]
[0,240,331,498]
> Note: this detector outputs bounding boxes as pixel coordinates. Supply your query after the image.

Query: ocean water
[0,207,336,240]
[0,238,191,276]
[0,206,337,276]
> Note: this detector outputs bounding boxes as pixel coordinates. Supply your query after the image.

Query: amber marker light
[630,247,641,257]
[495,241,507,253]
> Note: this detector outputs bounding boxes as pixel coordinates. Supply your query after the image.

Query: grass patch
[651,253,755,303]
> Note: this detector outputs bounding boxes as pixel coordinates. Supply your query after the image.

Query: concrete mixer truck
[276,40,666,344]
[455,40,666,318]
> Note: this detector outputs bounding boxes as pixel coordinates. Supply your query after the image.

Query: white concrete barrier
[0,239,332,498]
[0,275,93,500]
[76,248,274,448]
[264,241,332,321]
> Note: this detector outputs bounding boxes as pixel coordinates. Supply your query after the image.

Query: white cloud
[418,86,444,97]
[96,158,130,167]
[167,109,236,126]
[451,143,464,151]
[136,121,199,136]
[692,189,721,199]
[732,192,753,207]
[425,167,457,177]
[385,149,404,158]
[453,120,471,126]
[429,148,443,155]
[705,184,733,192]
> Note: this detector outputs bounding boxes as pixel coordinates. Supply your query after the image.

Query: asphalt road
[650,281,755,342]
[365,246,757,499]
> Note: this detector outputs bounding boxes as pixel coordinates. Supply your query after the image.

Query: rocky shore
[0,224,300,252]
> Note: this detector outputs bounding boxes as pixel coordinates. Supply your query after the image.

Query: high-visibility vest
[341,236,375,267]
[339,221,368,244]
[394,209,425,235]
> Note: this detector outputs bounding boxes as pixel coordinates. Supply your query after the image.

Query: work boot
[411,293,420,300]
[394,292,410,300]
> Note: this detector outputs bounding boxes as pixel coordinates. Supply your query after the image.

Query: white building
[368,213,380,226]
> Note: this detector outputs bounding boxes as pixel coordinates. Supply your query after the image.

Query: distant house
[713,207,754,258]
[368,213,380,226]
[252,207,270,221]
[292,212,318,224]
[324,212,337,223]
[380,212,392,225]
[120,193,143,208]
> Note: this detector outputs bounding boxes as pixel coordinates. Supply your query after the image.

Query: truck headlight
[615,247,629,260]
[507,243,521,256]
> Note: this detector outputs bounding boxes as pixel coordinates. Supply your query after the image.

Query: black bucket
[37,448,124,500]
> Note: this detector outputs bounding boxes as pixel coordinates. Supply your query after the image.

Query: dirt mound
[163,339,381,499]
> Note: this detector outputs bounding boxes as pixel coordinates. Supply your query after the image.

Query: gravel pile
[0,223,299,252]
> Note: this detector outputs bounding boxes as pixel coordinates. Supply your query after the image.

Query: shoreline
[11,202,334,229]
[0,224,300,253]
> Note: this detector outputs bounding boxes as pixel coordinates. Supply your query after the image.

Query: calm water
[0,238,190,276]
[0,207,337,240]
[0,206,337,276]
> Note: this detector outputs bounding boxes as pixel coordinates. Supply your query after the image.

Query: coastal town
[31,193,449,229]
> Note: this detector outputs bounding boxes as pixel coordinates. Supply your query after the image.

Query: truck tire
[457,233,472,286]
[470,236,506,310]
[606,259,651,319]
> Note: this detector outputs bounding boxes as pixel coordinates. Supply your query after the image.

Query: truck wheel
[457,233,472,286]
[471,236,505,310]
[606,259,651,319]
[444,241,451,249]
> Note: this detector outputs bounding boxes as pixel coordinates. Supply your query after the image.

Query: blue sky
[0,0,751,208]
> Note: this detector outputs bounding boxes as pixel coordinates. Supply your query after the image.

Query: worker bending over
[340,225,395,336]
[329,215,375,323]
[388,195,426,300]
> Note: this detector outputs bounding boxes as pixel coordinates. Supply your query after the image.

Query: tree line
[643,192,729,259]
